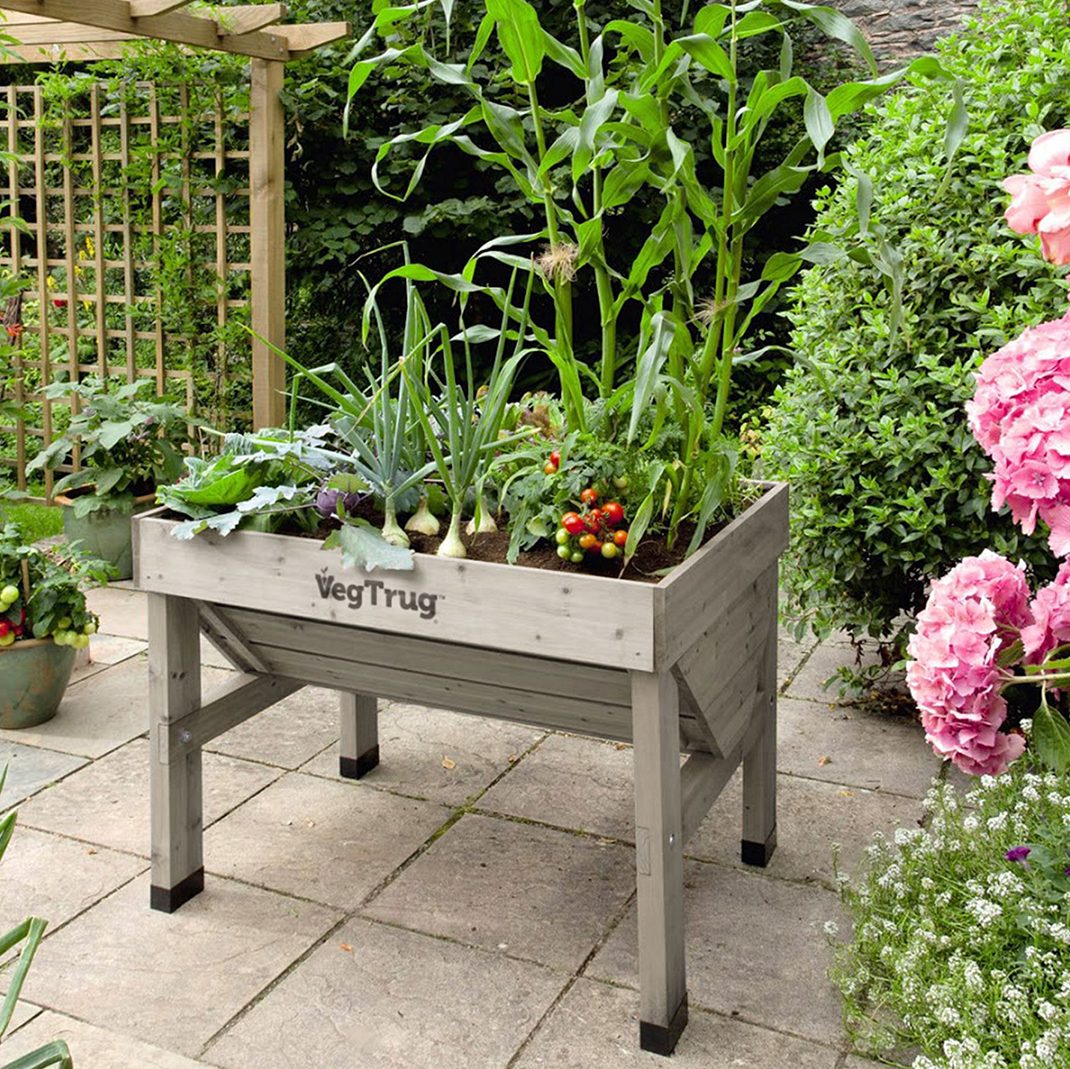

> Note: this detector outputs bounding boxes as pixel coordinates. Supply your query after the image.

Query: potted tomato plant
[0,524,108,730]
[26,377,200,579]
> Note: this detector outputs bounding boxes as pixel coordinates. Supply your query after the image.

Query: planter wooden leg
[742,598,778,868]
[631,669,688,1057]
[148,593,204,913]
[339,692,379,779]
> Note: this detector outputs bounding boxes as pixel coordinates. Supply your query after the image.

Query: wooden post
[148,593,205,912]
[630,669,688,1056]
[741,567,778,867]
[249,57,286,429]
[339,692,379,779]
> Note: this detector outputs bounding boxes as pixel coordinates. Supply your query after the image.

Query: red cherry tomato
[588,540,604,555]
[585,508,603,532]
[580,487,599,506]
[613,529,628,547]
[561,512,585,536]
[549,451,561,467]
[602,501,625,527]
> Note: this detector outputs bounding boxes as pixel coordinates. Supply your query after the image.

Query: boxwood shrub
[763,0,1068,652]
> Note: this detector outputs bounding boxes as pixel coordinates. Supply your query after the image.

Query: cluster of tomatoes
[543,450,562,476]
[0,583,25,648]
[555,488,629,564]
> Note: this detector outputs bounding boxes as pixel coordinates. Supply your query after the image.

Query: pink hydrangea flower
[1022,560,1070,662]
[967,314,1070,555]
[906,552,1031,776]
[1004,129,1070,264]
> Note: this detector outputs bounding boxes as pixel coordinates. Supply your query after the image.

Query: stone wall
[837,0,980,59]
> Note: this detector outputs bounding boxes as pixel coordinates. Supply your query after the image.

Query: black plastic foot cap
[340,746,380,780]
[741,828,777,868]
[150,868,204,913]
[639,995,689,1056]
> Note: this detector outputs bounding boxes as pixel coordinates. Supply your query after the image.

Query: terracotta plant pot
[55,489,156,580]
[0,638,76,730]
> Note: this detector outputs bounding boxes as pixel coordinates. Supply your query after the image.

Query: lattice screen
[0,80,253,496]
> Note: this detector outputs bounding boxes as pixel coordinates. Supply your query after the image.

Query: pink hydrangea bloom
[906,552,1031,776]
[1022,560,1070,662]
[1003,129,1070,264]
[966,313,1070,555]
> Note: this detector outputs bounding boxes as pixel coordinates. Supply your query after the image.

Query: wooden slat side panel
[135,517,657,670]
[673,566,778,757]
[228,604,711,751]
[223,606,633,705]
[655,483,787,670]
[254,643,635,742]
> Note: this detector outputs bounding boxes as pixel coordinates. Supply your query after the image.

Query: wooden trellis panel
[0,81,253,496]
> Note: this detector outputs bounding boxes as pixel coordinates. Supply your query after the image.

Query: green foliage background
[763,0,1066,651]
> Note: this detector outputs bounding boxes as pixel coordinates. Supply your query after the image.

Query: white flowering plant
[833,761,1070,1069]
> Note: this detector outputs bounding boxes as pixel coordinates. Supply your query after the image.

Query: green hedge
[764,0,1067,650]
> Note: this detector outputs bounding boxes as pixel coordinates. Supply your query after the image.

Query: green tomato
[569,551,584,564]
[0,585,18,604]
[52,630,68,646]
[56,616,72,631]
[72,634,90,650]
[554,528,570,546]
[556,544,572,561]
[612,475,629,490]
[84,620,97,636]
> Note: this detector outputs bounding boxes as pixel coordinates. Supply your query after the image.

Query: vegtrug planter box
[134,481,787,1056]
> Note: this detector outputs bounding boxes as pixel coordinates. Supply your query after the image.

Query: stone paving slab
[364,812,636,972]
[688,770,922,888]
[88,633,148,667]
[21,874,341,1057]
[301,702,545,805]
[86,585,148,641]
[5,1000,43,1036]
[18,738,281,856]
[777,697,940,799]
[843,1056,887,1068]
[588,860,844,1046]
[513,977,840,1069]
[0,1011,218,1068]
[0,826,145,939]
[204,917,564,1069]
[480,733,634,840]
[205,686,339,770]
[0,659,226,759]
[204,771,450,909]
[0,741,87,809]
[783,642,886,704]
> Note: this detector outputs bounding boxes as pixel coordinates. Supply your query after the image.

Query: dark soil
[305,497,724,584]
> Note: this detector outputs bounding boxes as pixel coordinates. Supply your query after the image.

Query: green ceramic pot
[57,492,154,581]
[0,639,77,730]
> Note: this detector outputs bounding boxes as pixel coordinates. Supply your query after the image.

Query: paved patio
[0,583,941,1068]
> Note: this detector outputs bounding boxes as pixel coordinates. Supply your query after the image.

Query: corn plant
[348,0,960,545]
[0,768,73,1069]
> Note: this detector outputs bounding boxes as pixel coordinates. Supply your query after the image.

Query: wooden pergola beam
[128,0,191,15]
[270,21,349,54]
[4,6,290,46]
[215,3,285,36]
[0,0,291,60]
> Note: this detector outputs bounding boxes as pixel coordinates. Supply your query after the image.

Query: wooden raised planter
[133,481,788,1056]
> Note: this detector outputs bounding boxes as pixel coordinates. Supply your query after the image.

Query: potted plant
[132,0,953,1054]
[0,524,107,730]
[26,377,199,579]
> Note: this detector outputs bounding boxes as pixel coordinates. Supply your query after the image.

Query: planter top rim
[135,479,786,591]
